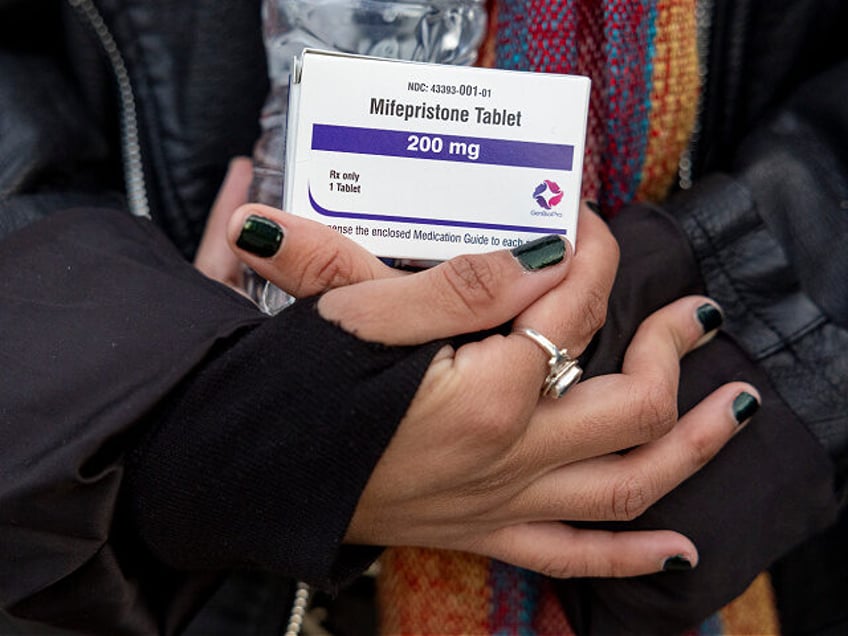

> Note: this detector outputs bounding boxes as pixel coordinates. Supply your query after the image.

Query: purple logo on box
[533,180,564,209]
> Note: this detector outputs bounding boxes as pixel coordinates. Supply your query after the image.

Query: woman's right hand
[228,203,759,579]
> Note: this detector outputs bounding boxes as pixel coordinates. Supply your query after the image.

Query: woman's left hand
[219,202,755,579]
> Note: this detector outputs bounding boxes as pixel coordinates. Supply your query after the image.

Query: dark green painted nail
[511,235,565,271]
[663,555,693,571]
[585,200,602,215]
[696,303,723,333]
[733,391,760,425]
[237,215,283,258]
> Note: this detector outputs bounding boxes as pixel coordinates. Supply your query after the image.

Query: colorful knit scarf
[376,1,780,633]
[483,0,699,213]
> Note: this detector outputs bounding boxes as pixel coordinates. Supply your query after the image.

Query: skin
[196,158,759,579]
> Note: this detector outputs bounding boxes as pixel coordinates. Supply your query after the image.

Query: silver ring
[514,327,583,398]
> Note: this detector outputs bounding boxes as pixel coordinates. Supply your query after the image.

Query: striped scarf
[377,1,780,633]
[378,548,779,634]
[482,0,699,213]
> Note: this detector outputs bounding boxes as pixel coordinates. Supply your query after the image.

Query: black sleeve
[123,295,442,589]
[0,208,262,634]
[0,208,440,635]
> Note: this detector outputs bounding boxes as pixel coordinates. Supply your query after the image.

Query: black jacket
[1,1,441,634]
[1,0,846,634]
[559,2,848,633]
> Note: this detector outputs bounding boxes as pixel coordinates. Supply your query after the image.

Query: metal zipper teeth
[678,0,714,190]
[67,0,151,219]
[284,581,311,636]
[65,8,308,632]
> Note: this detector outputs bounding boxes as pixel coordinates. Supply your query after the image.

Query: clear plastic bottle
[247,0,488,313]
[250,0,488,206]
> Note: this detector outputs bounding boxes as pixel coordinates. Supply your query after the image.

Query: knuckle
[298,247,357,292]
[604,558,632,579]
[635,380,678,440]
[446,389,521,451]
[606,232,622,267]
[539,552,628,579]
[684,425,719,469]
[578,286,609,340]
[590,226,621,268]
[535,554,585,579]
[475,405,524,449]
[439,255,500,318]
[610,473,650,521]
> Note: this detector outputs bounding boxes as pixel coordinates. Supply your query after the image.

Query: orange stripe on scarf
[636,0,699,202]
[378,548,493,634]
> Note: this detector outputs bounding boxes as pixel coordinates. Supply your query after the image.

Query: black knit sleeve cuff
[125,296,445,590]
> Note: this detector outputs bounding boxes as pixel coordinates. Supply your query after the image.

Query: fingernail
[237,215,283,257]
[662,555,693,571]
[511,235,566,271]
[695,303,723,333]
[732,391,760,425]
[585,200,602,215]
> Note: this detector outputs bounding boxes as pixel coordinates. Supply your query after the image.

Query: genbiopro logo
[533,180,563,209]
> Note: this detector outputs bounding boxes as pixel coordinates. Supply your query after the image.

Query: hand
[228,203,759,578]
[194,157,253,287]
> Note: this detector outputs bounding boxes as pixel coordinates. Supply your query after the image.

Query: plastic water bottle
[247,0,488,313]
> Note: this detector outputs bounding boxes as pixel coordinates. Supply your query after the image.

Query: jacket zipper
[67,0,151,220]
[66,5,311,633]
[678,0,714,190]
[65,2,315,633]
[284,581,312,636]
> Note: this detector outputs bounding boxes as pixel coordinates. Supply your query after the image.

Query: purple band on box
[311,124,574,170]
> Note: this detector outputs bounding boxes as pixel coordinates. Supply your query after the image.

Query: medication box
[284,49,590,260]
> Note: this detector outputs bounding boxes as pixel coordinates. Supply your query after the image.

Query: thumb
[195,157,253,285]
[228,204,401,297]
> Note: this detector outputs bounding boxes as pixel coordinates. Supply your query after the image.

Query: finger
[228,204,400,297]
[518,296,726,465]
[317,234,573,345]
[195,157,253,285]
[478,522,698,578]
[621,296,724,379]
[598,382,760,520]
[513,202,620,356]
[508,383,759,523]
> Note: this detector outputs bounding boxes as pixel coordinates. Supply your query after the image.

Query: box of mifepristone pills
[284,48,590,261]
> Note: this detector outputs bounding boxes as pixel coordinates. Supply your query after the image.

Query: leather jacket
[1,0,846,634]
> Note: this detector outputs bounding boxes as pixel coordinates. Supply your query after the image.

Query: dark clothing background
[1,1,439,633]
